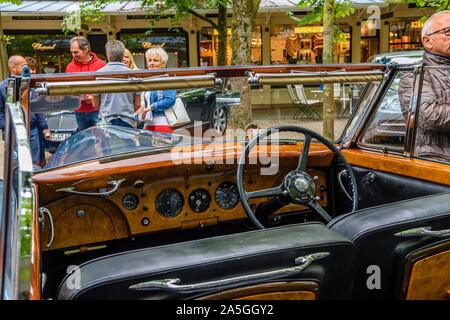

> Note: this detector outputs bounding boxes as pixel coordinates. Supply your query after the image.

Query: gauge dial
[188,188,211,213]
[122,193,139,210]
[215,182,239,210]
[155,189,184,218]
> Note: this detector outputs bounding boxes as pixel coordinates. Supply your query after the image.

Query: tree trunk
[0,14,9,79]
[217,3,227,66]
[229,0,259,132]
[322,0,335,140]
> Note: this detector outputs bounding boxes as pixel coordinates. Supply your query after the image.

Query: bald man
[0,55,28,134]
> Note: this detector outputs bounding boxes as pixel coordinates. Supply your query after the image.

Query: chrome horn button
[284,171,316,203]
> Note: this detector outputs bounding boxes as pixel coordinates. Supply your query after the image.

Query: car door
[339,64,449,210]
[333,63,450,299]
[0,77,35,300]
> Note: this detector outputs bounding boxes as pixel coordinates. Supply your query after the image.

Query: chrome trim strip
[395,226,450,238]
[128,252,330,292]
[2,81,33,299]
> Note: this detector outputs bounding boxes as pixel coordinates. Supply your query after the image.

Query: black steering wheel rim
[236,125,358,229]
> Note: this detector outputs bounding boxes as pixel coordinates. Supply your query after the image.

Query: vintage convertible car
[0,61,449,301]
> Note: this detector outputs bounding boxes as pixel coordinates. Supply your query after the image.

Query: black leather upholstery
[57,223,356,300]
[351,166,450,209]
[328,192,450,299]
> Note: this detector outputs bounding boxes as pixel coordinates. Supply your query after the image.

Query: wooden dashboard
[34,143,333,252]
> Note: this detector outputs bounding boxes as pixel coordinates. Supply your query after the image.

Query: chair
[334,83,351,118]
[287,84,322,120]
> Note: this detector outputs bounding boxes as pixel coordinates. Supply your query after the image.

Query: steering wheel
[236,125,358,229]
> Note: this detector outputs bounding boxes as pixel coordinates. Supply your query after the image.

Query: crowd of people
[0,36,177,168]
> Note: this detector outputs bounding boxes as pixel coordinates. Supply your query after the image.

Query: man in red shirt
[65,36,106,131]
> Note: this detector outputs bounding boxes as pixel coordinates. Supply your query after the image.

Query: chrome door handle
[395,226,450,238]
[129,252,329,293]
[56,178,125,197]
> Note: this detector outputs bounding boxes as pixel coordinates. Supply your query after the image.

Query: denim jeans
[108,118,134,128]
[75,111,99,132]
[29,127,41,165]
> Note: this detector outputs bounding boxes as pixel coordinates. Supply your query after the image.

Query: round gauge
[215,182,239,210]
[122,193,139,210]
[155,189,184,218]
[188,188,211,213]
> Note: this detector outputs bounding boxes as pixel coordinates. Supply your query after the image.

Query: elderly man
[66,36,106,131]
[398,10,450,161]
[0,55,28,135]
[92,40,141,128]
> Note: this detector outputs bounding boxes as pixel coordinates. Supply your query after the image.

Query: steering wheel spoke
[296,134,311,171]
[246,185,284,200]
[306,199,332,223]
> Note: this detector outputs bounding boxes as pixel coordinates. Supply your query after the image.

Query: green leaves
[0,0,22,4]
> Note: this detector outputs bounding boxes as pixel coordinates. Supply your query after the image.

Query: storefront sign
[32,42,56,50]
[141,42,165,49]
[294,26,323,34]
[411,21,424,29]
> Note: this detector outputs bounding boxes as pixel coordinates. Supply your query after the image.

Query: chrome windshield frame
[0,77,34,300]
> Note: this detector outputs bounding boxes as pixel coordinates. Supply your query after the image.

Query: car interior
[3,63,449,300]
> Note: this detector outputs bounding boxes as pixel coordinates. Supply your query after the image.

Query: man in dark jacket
[398,10,450,161]
[0,55,27,136]
[65,36,106,131]
[26,56,52,167]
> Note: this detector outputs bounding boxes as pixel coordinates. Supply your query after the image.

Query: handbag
[164,96,191,127]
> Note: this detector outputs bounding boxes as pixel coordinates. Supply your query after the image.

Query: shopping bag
[164,97,191,127]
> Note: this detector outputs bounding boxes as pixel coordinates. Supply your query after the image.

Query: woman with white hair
[137,47,176,133]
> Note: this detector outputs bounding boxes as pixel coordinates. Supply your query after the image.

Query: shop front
[117,29,189,69]
[360,20,379,62]
[389,18,423,52]
[5,30,75,73]
[198,26,262,66]
[270,25,351,65]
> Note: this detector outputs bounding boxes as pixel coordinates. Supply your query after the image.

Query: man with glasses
[398,10,450,161]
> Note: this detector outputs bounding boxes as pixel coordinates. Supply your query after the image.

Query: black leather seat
[57,222,356,300]
[328,192,450,299]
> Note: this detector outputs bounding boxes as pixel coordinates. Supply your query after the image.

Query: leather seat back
[328,192,450,299]
[57,223,356,300]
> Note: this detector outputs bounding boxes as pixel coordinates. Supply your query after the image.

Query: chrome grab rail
[128,252,329,293]
[395,226,450,238]
[39,207,54,248]
[337,169,353,201]
[56,178,125,197]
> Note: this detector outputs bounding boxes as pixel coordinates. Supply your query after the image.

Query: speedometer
[215,182,239,209]
[155,189,184,218]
